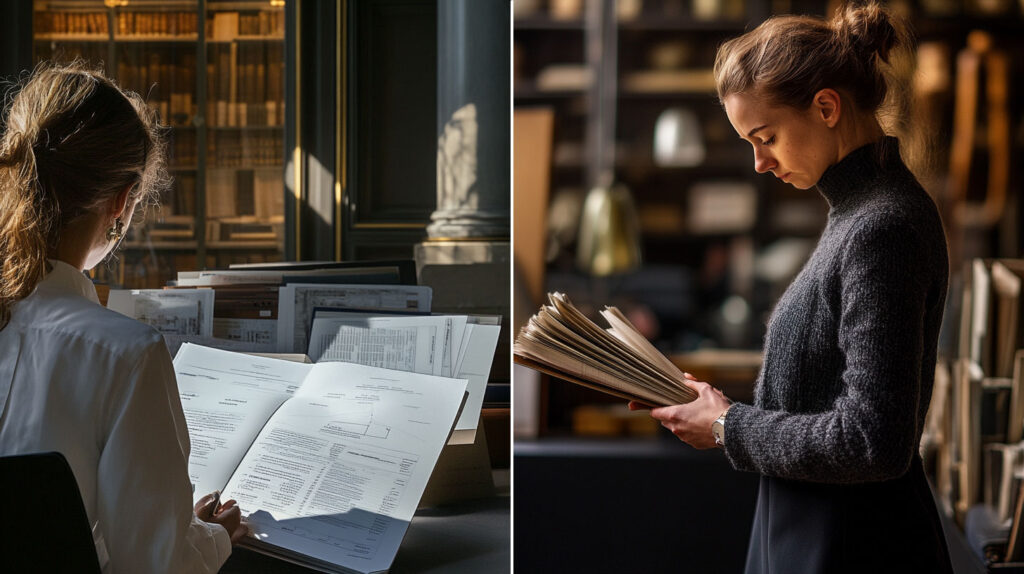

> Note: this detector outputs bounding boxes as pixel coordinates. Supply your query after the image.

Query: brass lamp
[576,0,642,277]
[576,179,642,276]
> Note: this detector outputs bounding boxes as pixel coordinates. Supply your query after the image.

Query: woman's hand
[629,373,732,450]
[195,492,249,544]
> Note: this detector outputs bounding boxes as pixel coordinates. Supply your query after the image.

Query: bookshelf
[33,0,287,289]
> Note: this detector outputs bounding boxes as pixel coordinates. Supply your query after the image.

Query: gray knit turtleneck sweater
[723,137,949,484]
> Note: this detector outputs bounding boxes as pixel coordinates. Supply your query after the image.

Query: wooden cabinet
[33,0,287,288]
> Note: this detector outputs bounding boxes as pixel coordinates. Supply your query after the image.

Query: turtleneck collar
[815,136,904,209]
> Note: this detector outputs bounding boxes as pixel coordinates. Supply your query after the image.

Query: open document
[173,344,468,574]
[307,311,501,442]
[514,292,700,406]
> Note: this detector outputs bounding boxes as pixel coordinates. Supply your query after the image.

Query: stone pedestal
[416,240,509,314]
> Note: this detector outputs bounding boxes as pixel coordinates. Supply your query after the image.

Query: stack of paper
[514,292,698,407]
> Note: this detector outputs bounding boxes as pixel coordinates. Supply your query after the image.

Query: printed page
[107,288,214,337]
[173,343,313,395]
[213,318,278,349]
[277,284,433,353]
[307,314,457,377]
[165,335,276,359]
[223,362,467,574]
[601,306,689,383]
[450,323,501,434]
[178,377,289,505]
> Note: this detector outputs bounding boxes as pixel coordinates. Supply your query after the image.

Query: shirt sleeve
[96,337,231,573]
[723,218,932,483]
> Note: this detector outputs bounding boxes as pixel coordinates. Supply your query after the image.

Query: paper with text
[107,288,214,337]
[307,314,461,377]
[222,362,467,574]
[277,284,432,354]
[174,343,313,395]
[178,379,288,504]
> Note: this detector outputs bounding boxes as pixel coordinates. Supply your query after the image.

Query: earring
[106,218,124,242]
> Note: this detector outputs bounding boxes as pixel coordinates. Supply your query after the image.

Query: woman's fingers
[230,521,250,544]
[194,492,217,520]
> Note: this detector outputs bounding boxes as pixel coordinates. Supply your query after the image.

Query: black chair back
[0,451,102,573]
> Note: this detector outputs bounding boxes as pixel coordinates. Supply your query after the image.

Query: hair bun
[833,2,899,64]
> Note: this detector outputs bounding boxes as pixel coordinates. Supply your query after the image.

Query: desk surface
[220,470,510,574]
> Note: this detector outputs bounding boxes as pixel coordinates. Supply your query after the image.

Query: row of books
[116,11,197,37]
[164,174,196,217]
[169,132,198,167]
[924,258,1024,565]
[40,35,284,130]
[207,130,283,168]
[34,11,107,36]
[157,163,284,216]
[210,10,285,40]
[36,10,281,40]
[206,168,284,219]
[116,51,197,127]
[156,165,284,220]
[207,43,286,127]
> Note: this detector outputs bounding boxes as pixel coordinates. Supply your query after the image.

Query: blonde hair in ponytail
[714,2,911,117]
[0,138,50,330]
[0,61,169,329]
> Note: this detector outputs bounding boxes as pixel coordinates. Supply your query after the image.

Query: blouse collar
[42,259,100,305]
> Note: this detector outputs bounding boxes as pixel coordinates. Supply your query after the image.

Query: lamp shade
[576,182,643,276]
[653,107,705,168]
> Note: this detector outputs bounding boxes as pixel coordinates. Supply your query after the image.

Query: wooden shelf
[513,17,585,30]
[207,241,282,250]
[207,35,285,43]
[206,164,283,170]
[514,88,588,101]
[208,125,285,131]
[122,241,198,250]
[617,16,748,31]
[34,34,107,42]
[114,35,198,42]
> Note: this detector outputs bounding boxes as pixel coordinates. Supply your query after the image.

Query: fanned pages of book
[514,292,699,406]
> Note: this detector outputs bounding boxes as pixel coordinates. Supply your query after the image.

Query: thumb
[194,493,216,519]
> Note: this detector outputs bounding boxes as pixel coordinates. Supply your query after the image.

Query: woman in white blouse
[0,62,246,572]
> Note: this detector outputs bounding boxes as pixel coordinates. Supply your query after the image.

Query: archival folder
[514,292,699,407]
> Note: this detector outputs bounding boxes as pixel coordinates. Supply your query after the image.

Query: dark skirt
[744,456,953,574]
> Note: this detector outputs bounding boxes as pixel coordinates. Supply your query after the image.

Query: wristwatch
[711,406,731,448]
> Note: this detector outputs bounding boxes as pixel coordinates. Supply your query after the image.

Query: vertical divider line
[292,0,303,261]
[335,1,346,261]
[197,0,208,269]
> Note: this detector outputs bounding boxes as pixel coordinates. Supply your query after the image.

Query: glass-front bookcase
[33,0,287,289]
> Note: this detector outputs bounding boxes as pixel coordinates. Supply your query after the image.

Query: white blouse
[0,260,230,573]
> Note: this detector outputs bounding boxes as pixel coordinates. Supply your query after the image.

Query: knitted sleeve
[723,216,931,483]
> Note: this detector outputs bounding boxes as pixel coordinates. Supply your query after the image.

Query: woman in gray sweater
[632,3,954,572]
